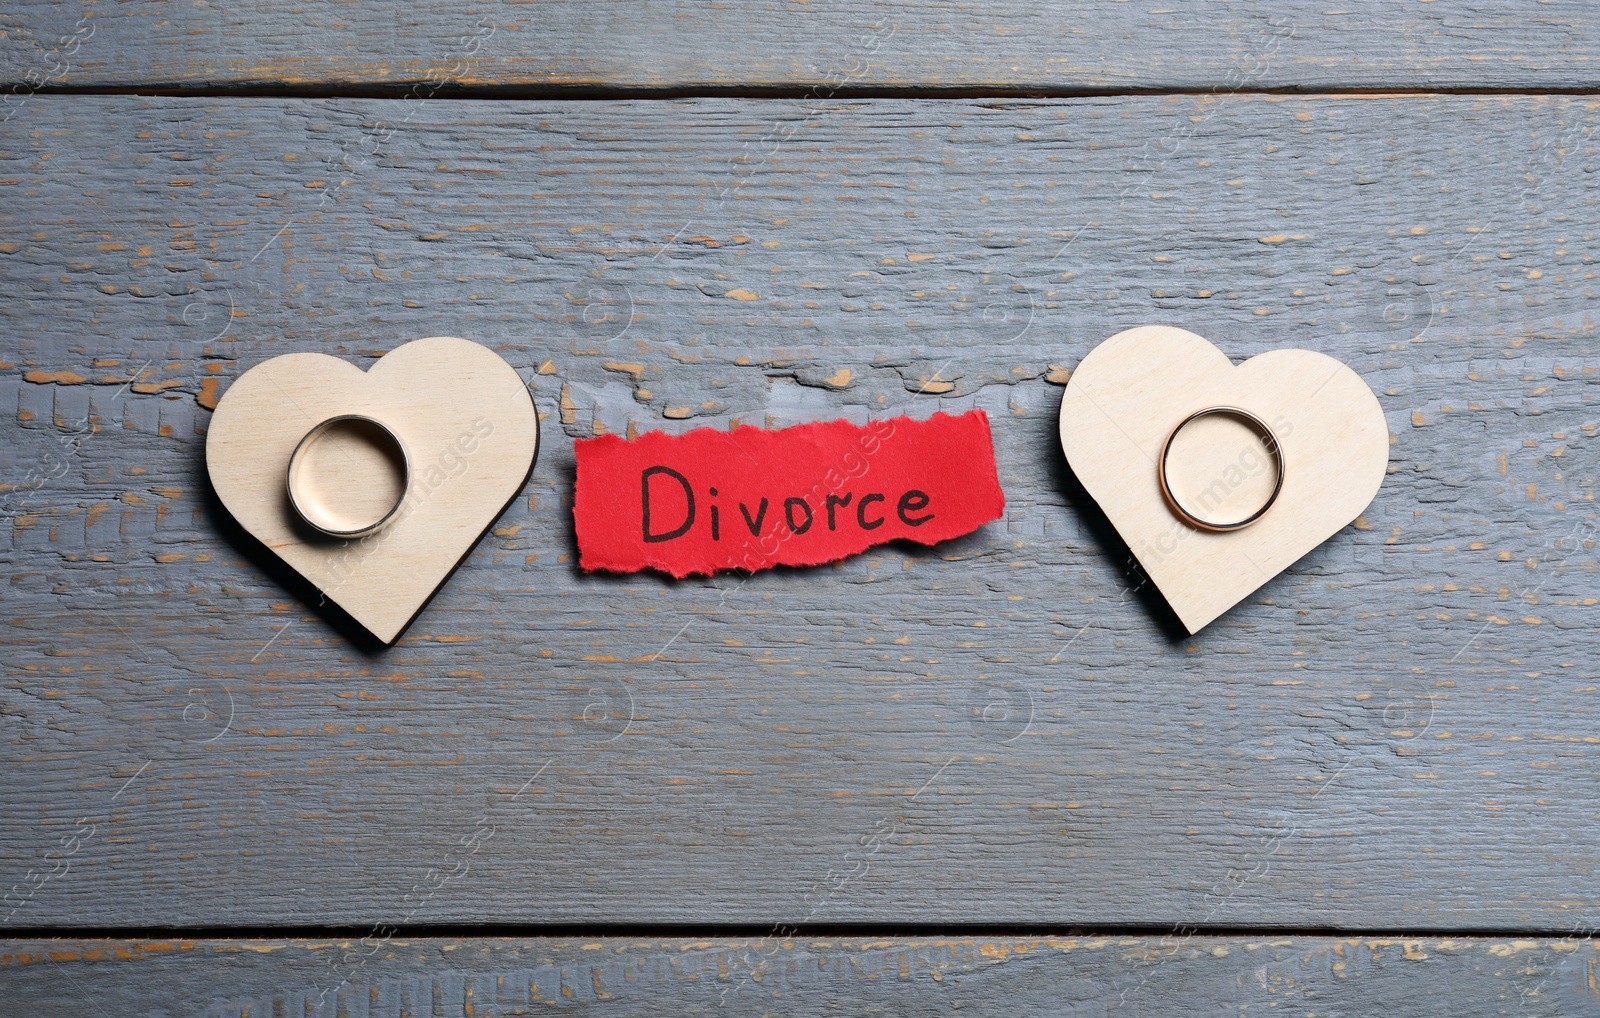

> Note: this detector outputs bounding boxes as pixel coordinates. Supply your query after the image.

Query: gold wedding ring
[286,414,410,539]
[1158,406,1284,532]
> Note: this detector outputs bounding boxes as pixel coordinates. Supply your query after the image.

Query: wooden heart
[1059,326,1388,633]
[206,337,538,644]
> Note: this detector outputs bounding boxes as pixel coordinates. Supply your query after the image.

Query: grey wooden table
[2,2,1598,1014]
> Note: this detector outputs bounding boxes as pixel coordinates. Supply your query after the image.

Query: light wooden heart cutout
[1059,326,1388,633]
[206,337,538,644]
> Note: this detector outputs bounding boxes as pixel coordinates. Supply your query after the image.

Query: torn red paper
[573,410,1005,577]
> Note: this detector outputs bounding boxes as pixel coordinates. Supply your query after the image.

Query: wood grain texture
[3,1,1600,93]
[1,94,1598,930]
[5,936,1600,1016]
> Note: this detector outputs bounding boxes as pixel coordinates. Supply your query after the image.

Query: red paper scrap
[573,410,1005,577]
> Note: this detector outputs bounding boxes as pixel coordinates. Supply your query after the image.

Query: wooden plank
[1,94,1597,930]
[4,936,1598,1015]
[3,2,1600,94]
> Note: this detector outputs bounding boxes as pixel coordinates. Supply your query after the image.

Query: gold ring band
[1158,406,1284,532]
[286,414,410,539]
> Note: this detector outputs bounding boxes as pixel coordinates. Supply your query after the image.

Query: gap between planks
[5,923,1600,940]
[21,83,1600,102]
